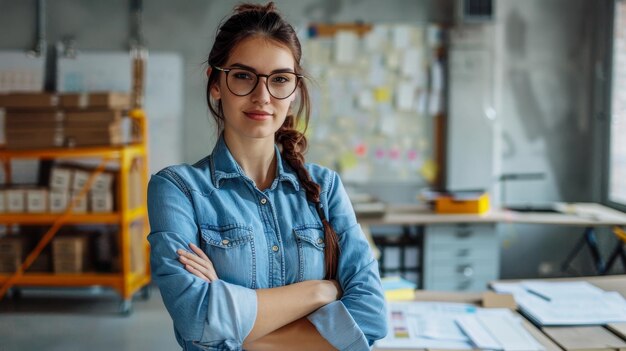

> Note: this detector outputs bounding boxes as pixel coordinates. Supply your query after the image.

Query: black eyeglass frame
[212,65,304,100]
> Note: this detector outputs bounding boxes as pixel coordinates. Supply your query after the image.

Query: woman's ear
[207,67,221,100]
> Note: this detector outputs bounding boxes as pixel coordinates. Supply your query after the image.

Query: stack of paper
[491,281,626,326]
[375,301,544,350]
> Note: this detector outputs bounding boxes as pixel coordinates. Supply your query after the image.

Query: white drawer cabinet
[423,223,499,291]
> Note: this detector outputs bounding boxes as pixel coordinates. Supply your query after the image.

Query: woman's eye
[272,76,290,83]
[233,72,253,80]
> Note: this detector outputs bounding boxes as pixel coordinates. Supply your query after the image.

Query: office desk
[374,275,626,351]
[357,203,626,290]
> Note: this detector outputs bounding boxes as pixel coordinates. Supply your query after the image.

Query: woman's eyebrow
[230,62,295,74]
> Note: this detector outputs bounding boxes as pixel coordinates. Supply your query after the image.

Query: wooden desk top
[357,202,626,227]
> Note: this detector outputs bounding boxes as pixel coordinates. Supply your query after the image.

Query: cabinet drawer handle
[457,264,474,277]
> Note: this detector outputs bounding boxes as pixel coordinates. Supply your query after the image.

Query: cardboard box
[6,129,65,149]
[49,190,69,213]
[0,190,5,213]
[65,110,122,124]
[6,189,26,213]
[5,111,65,129]
[0,93,60,109]
[52,236,87,273]
[91,172,114,193]
[0,237,23,273]
[90,190,113,213]
[71,170,90,191]
[69,191,88,213]
[26,189,48,213]
[60,92,130,110]
[49,167,73,191]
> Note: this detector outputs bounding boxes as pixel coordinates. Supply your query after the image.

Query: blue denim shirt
[147,136,387,351]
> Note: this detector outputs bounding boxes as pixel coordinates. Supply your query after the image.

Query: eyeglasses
[213,66,303,100]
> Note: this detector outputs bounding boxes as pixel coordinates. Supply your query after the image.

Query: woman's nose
[250,77,271,104]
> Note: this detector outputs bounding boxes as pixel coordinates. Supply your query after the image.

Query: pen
[526,288,551,302]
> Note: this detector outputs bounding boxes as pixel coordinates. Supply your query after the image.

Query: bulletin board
[301,23,445,184]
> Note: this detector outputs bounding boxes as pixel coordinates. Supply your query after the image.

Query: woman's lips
[244,111,273,121]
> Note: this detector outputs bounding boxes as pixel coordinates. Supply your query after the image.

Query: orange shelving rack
[0,109,150,315]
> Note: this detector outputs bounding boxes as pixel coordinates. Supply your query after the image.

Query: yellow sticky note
[339,152,358,171]
[420,159,437,183]
[374,87,391,103]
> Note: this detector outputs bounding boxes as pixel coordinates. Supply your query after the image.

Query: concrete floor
[0,285,179,351]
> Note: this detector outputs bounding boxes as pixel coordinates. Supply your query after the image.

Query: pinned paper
[386,51,400,69]
[431,61,444,92]
[338,151,358,170]
[395,82,415,111]
[335,30,358,64]
[374,148,386,161]
[392,26,411,49]
[401,48,423,78]
[374,87,392,103]
[357,90,374,109]
[388,147,401,160]
[420,159,438,183]
[417,91,428,115]
[355,143,367,157]
[369,55,386,86]
[428,92,442,116]
[380,113,397,136]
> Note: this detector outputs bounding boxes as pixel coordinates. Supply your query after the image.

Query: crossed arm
[178,243,339,350]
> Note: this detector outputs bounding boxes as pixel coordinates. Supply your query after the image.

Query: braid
[277,115,341,280]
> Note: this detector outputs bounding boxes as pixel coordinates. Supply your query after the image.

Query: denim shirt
[147,136,387,351]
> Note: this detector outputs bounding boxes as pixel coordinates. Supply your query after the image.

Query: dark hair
[206,2,340,279]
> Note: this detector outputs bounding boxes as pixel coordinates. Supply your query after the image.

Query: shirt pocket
[200,224,256,288]
[293,225,326,281]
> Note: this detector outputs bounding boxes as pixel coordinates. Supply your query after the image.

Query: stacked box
[64,110,126,147]
[0,237,23,273]
[49,167,72,213]
[60,92,130,110]
[26,188,48,213]
[52,236,87,273]
[0,189,5,213]
[0,92,131,149]
[4,110,65,150]
[6,188,26,213]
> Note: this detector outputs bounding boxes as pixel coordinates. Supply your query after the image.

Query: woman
[147,3,387,350]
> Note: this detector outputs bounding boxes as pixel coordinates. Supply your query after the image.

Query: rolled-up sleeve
[307,172,388,350]
[148,171,257,350]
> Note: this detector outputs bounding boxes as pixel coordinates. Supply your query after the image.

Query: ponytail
[276,115,340,280]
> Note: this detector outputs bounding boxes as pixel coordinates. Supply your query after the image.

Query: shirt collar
[210,134,300,191]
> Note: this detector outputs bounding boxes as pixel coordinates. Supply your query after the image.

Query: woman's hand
[177,243,219,282]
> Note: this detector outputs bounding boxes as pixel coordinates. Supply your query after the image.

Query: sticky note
[355,143,367,157]
[374,87,391,103]
[420,159,437,183]
[339,151,358,170]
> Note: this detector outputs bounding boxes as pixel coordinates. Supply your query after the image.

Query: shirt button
[260,198,267,205]
[222,239,230,245]
[317,238,324,244]
[272,245,279,252]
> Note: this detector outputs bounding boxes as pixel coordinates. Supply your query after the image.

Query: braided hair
[206,2,340,279]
